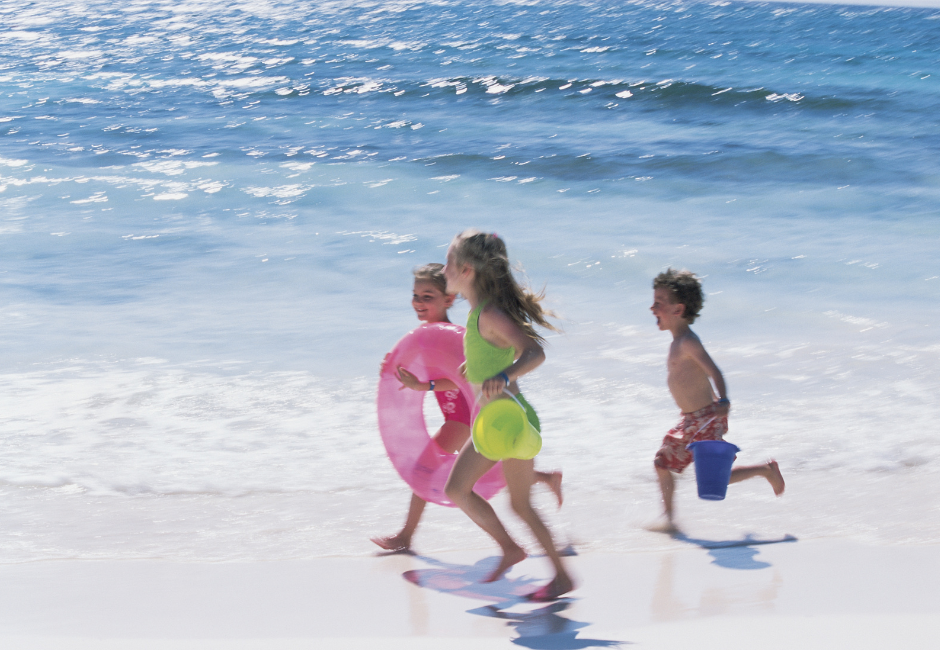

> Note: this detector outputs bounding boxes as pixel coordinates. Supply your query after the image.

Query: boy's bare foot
[482,546,527,583]
[645,517,681,536]
[545,471,563,507]
[370,534,411,552]
[767,460,785,496]
[526,574,575,602]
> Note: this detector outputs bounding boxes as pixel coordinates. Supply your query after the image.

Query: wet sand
[1,538,937,649]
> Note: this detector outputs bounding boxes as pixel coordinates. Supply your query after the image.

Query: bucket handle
[502,387,527,413]
[685,417,718,450]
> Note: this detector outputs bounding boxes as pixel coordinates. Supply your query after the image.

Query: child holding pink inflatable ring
[371,263,562,553]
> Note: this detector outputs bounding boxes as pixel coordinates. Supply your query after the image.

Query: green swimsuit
[465,302,540,433]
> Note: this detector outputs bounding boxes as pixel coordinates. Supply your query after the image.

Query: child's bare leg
[534,470,563,506]
[729,460,785,495]
[445,442,526,582]
[654,464,680,533]
[371,492,426,551]
[435,421,471,454]
[372,423,469,552]
[504,458,573,599]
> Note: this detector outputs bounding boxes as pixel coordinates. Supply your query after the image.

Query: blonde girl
[372,263,561,553]
[442,230,574,601]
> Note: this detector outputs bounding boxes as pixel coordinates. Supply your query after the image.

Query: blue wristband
[718,397,730,404]
[499,372,511,385]
[428,380,435,391]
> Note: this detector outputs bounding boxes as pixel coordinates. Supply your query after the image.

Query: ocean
[1,0,938,563]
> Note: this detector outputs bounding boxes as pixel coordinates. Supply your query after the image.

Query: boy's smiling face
[651,287,686,331]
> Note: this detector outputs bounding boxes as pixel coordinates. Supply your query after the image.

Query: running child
[443,230,574,602]
[371,263,561,553]
[650,268,785,533]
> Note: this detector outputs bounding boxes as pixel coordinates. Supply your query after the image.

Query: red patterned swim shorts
[654,402,728,473]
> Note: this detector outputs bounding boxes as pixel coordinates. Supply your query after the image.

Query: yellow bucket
[472,393,542,461]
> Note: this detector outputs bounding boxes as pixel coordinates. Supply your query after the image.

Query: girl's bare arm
[396,366,459,392]
[478,306,545,399]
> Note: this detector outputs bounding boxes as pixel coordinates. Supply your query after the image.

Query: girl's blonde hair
[451,229,557,342]
[413,262,449,295]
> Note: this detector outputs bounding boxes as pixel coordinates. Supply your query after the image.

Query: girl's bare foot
[545,471,563,507]
[767,460,785,496]
[526,574,575,602]
[370,534,411,552]
[482,546,527,582]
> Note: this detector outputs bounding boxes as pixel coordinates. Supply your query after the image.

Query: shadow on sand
[673,533,797,570]
[404,555,626,649]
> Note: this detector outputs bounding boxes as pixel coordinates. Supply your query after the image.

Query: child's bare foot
[646,517,681,536]
[370,534,411,552]
[526,573,575,602]
[545,471,563,507]
[482,546,527,582]
[767,460,785,496]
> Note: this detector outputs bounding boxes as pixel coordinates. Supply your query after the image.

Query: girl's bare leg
[445,440,526,582]
[371,493,426,551]
[503,458,574,598]
[534,470,563,506]
[372,422,470,552]
[434,421,471,454]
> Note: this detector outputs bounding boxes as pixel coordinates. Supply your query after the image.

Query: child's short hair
[413,262,449,295]
[653,268,704,323]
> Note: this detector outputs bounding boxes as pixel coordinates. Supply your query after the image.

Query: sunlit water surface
[1,0,939,561]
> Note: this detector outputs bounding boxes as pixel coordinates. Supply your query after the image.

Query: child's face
[442,243,471,295]
[412,280,453,323]
[651,287,685,331]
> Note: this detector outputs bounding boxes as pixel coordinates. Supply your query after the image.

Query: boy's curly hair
[653,268,704,323]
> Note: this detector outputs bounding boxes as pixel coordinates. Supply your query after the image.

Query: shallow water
[0,0,938,562]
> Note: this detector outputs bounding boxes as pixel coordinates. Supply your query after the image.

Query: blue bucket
[687,440,740,501]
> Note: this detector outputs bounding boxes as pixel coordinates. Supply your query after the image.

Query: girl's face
[443,243,472,296]
[412,280,453,323]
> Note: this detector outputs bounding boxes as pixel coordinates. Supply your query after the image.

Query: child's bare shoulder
[478,303,516,338]
[480,302,510,325]
[675,329,706,354]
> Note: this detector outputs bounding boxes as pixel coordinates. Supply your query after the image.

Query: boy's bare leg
[504,458,574,599]
[535,470,563,506]
[653,465,680,534]
[445,442,526,582]
[371,492,426,551]
[729,460,785,495]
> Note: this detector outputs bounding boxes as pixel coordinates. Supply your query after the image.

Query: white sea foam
[0,0,938,564]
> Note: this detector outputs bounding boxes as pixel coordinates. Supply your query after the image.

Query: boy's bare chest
[666,347,704,382]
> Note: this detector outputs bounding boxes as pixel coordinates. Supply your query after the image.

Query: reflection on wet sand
[403,554,623,648]
[651,536,789,622]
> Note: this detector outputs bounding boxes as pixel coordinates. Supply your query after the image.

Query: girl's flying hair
[413,262,449,295]
[451,229,557,341]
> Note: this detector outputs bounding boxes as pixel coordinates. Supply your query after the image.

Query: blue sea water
[1,0,939,561]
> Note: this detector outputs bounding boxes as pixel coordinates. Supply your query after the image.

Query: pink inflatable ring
[377,322,505,506]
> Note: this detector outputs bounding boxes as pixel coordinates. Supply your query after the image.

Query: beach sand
[2,538,936,650]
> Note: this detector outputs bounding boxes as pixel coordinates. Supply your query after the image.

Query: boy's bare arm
[680,335,729,415]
